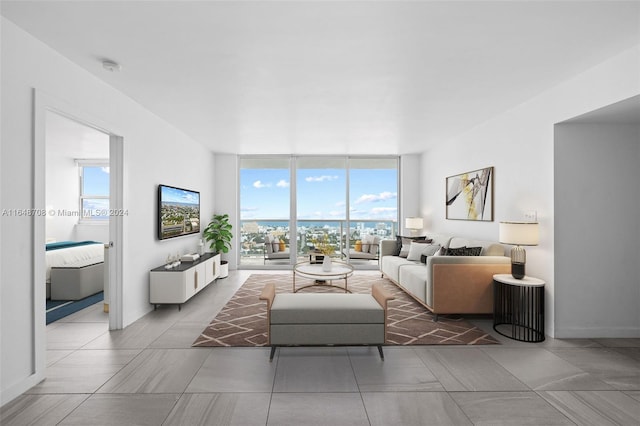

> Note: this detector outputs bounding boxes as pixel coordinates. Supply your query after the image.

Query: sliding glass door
[239,156,399,268]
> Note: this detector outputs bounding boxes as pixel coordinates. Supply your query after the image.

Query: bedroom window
[78,160,109,222]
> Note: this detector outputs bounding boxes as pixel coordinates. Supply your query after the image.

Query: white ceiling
[2,1,639,155]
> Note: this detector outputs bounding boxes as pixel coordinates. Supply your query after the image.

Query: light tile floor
[2,270,639,425]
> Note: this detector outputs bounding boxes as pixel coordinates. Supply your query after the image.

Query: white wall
[1,18,216,404]
[44,152,78,242]
[420,45,640,338]
[213,154,238,269]
[400,154,423,234]
[555,123,640,337]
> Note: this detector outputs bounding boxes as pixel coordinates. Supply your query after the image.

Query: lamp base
[511,262,525,279]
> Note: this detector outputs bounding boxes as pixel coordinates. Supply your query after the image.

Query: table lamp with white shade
[499,221,539,279]
[405,217,424,236]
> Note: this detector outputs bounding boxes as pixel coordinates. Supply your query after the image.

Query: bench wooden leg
[269,346,277,362]
[377,345,385,361]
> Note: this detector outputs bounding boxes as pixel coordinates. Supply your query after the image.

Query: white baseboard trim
[1,371,45,408]
[555,326,640,339]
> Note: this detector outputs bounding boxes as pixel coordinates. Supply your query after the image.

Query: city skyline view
[240,167,398,222]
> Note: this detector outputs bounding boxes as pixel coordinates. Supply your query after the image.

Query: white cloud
[276,179,290,188]
[101,167,110,174]
[305,175,339,182]
[355,191,397,204]
[253,180,271,189]
[371,207,397,214]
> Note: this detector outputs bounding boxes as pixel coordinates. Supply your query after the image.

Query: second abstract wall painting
[446,166,494,221]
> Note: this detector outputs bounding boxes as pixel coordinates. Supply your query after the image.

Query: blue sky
[240,168,397,221]
[160,185,200,206]
[83,166,110,196]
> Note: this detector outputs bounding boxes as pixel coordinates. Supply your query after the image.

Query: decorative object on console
[499,221,539,279]
[405,217,424,236]
[446,166,493,221]
[181,253,200,262]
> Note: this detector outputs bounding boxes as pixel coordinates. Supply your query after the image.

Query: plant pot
[219,260,229,279]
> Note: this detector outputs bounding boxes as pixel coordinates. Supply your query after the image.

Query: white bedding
[45,243,104,282]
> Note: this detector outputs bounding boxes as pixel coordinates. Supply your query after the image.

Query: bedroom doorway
[44,111,111,324]
[32,90,125,392]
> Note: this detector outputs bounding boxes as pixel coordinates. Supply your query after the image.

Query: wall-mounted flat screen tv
[158,184,200,240]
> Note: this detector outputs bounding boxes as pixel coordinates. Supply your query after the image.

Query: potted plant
[203,213,233,278]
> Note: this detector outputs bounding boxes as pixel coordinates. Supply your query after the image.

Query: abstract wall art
[446,166,494,221]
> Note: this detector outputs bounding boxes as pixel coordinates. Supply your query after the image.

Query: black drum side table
[493,274,545,342]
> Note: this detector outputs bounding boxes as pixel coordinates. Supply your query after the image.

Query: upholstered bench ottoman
[259,283,394,361]
[50,261,104,300]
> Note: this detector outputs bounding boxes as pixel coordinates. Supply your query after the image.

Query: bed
[46,241,105,300]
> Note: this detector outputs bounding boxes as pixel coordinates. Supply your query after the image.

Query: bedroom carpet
[193,274,499,347]
[46,291,104,324]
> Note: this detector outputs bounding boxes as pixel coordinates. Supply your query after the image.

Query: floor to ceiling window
[239,157,291,266]
[239,156,398,268]
[347,157,398,262]
[296,157,347,260]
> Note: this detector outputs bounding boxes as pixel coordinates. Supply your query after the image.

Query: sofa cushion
[381,255,416,282]
[270,293,384,324]
[407,243,441,261]
[398,264,428,304]
[346,249,378,260]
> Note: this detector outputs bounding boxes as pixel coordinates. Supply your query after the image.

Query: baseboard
[555,326,640,339]
[1,371,45,408]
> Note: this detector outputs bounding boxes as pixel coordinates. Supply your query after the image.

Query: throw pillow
[354,240,362,252]
[279,240,286,251]
[399,243,412,258]
[369,235,381,255]
[272,241,280,253]
[466,246,483,256]
[441,246,482,256]
[393,235,429,256]
[361,235,371,253]
[265,235,274,254]
[407,243,441,261]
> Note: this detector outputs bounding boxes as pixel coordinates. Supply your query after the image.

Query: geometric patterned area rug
[193,274,499,347]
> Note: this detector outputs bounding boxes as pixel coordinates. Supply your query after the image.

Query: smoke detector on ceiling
[102,60,122,72]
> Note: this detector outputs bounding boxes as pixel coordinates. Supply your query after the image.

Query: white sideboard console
[150,252,221,310]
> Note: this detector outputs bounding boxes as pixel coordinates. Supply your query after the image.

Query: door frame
[33,89,124,379]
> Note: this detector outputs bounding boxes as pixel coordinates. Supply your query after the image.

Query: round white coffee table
[293,261,354,293]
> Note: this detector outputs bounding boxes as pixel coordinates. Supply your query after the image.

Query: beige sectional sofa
[380,234,510,320]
